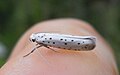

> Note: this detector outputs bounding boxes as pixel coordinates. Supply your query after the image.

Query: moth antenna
[23,45,42,57]
[43,44,58,53]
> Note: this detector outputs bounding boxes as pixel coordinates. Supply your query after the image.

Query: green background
[0,0,120,71]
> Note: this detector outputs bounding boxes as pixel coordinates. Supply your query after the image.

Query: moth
[24,33,96,57]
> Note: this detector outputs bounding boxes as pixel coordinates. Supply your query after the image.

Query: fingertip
[1,18,118,75]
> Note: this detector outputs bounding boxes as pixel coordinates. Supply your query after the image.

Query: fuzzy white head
[29,33,36,42]
[29,33,45,43]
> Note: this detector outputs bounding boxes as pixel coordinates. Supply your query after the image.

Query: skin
[0,19,119,75]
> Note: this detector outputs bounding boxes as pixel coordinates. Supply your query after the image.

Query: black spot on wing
[49,38,52,40]
[53,42,55,44]
[83,41,84,43]
[64,43,67,45]
[64,39,67,41]
[78,43,80,45]
[60,39,63,40]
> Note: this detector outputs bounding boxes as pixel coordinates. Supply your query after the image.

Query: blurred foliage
[0,0,120,71]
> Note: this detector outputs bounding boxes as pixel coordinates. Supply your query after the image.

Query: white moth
[24,33,96,57]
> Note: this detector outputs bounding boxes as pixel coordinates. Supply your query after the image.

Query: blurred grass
[0,59,6,67]
[0,0,120,71]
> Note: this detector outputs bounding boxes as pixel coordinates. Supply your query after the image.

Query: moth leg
[42,44,58,52]
[23,45,43,57]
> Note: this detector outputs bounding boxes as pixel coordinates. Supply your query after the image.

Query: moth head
[29,33,36,42]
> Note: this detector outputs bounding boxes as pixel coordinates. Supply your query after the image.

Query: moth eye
[32,39,35,42]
